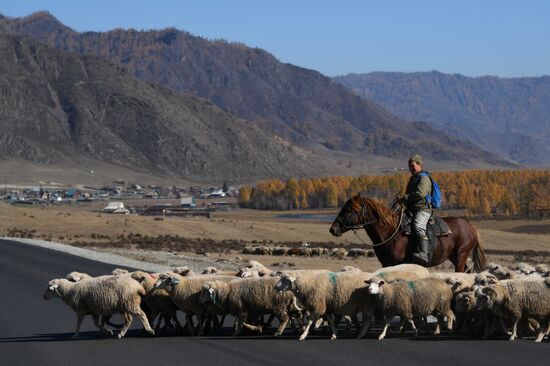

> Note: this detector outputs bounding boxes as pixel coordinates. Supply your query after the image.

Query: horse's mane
[356,196,399,230]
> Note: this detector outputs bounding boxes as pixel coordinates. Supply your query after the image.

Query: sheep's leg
[72,311,86,339]
[351,314,361,333]
[172,312,184,331]
[314,317,325,329]
[299,314,318,341]
[398,317,407,333]
[356,313,372,339]
[446,310,454,331]
[509,319,519,341]
[233,313,246,336]
[499,317,512,336]
[274,311,290,336]
[117,313,133,339]
[93,315,113,336]
[408,319,418,337]
[434,321,441,336]
[378,321,391,340]
[196,313,205,336]
[149,310,160,331]
[482,314,495,339]
[263,313,275,328]
[186,313,196,335]
[132,308,155,336]
[534,326,546,343]
[326,313,338,340]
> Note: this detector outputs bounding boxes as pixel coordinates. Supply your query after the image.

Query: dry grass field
[1,200,548,271]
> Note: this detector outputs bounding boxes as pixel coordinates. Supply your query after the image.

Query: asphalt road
[1,238,549,366]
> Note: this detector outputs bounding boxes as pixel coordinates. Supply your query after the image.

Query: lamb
[373,264,430,278]
[153,272,235,335]
[43,275,154,339]
[275,270,374,340]
[130,271,183,331]
[365,277,454,340]
[199,277,296,336]
[475,279,550,342]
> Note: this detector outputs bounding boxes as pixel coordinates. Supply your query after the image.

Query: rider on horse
[397,154,432,266]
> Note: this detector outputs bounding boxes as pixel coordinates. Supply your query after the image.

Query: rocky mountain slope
[0,12,507,167]
[0,32,326,181]
[334,71,550,165]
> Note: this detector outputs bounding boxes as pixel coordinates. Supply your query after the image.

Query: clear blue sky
[1,0,548,77]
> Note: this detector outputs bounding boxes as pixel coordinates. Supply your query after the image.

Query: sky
[0,0,548,77]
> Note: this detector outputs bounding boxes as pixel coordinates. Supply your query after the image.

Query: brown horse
[329,193,486,272]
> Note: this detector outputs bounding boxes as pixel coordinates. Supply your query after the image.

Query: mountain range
[0,12,514,182]
[334,71,550,165]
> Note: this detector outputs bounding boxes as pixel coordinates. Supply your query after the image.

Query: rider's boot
[412,234,430,267]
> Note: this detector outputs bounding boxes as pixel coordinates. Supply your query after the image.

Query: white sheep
[43,275,154,339]
[275,270,374,340]
[199,277,296,336]
[365,277,454,340]
[130,271,183,331]
[475,279,550,342]
[153,272,235,335]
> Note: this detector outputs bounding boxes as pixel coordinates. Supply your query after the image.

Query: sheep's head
[455,291,476,313]
[199,282,217,304]
[131,271,156,288]
[275,274,296,292]
[365,278,385,295]
[153,273,180,291]
[43,279,63,299]
[112,268,129,275]
[475,285,503,310]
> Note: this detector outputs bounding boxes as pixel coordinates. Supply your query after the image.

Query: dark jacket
[404,172,432,212]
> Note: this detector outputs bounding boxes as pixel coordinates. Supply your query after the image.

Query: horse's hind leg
[453,248,470,272]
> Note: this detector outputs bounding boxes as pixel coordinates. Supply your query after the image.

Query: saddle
[400,213,452,263]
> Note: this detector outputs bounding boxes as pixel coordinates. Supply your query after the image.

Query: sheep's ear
[208,288,215,294]
[289,276,296,282]
[378,280,385,286]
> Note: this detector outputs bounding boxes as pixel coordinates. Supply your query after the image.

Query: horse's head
[330,193,371,237]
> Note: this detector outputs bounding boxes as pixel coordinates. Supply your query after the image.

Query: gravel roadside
[1,236,244,273]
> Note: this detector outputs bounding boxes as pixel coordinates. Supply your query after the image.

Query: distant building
[180,195,196,208]
[103,202,130,214]
[209,189,226,198]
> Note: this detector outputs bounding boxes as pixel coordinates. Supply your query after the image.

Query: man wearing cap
[398,154,432,266]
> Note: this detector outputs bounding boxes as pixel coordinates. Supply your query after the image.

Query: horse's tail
[470,224,487,273]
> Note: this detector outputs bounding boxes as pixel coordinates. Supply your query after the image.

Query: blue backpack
[418,172,442,209]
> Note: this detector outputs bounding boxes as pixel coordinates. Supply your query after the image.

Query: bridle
[335,197,404,248]
[335,197,378,232]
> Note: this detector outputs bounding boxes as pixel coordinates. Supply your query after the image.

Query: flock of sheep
[43,260,550,342]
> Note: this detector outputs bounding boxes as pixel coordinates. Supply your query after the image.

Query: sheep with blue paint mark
[365,276,454,340]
